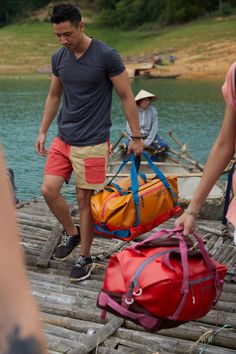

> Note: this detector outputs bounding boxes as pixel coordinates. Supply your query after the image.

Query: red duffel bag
[97,227,228,331]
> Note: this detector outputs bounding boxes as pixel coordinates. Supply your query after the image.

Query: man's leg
[41,175,77,234]
[76,188,94,256]
[68,142,109,281]
[69,188,94,282]
[41,175,80,260]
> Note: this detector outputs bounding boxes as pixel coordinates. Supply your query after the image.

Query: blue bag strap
[134,155,141,172]
[142,151,178,201]
[106,153,141,226]
[94,223,130,239]
[107,153,134,186]
[107,182,123,194]
[139,171,147,183]
[130,154,140,226]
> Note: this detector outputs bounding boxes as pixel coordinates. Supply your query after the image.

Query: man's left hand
[127,139,144,156]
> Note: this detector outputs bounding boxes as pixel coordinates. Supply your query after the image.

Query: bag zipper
[101,192,120,218]
[125,248,178,303]
[189,274,215,304]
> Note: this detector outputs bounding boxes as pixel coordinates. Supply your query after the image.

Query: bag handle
[132,226,216,272]
[126,153,178,227]
[107,152,178,227]
[142,151,177,200]
[131,227,181,251]
[107,153,134,186]
[108,152,177,200]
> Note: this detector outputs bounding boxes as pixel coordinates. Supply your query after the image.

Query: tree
[0,0,50,26]
[96,0,235,28]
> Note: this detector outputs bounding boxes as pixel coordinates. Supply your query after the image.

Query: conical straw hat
[135,89,157,102]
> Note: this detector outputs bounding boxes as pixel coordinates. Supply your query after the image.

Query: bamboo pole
[168,147,204,171]
[108,160,192,168]
[197,225,234,239]
[168,130,195,161]
[114,326,235,354]
[42,312,236,351]
[36,222,62,268]
[37,204,75,268]
[67,317,124,354]
[106,172,203,178]
[110,131,127,154]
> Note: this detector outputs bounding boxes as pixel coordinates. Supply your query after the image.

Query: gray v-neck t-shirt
[52,38,125,146]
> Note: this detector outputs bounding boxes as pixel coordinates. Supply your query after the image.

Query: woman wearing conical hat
[124,89,168,158]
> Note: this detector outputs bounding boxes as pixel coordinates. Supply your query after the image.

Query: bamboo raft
[16,198,236,354]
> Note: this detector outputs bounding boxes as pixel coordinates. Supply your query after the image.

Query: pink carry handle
[132,226,216,273]
[191,231,216,272]
[131,226,182,252]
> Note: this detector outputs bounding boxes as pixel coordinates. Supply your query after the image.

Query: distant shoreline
[0,63,226,80]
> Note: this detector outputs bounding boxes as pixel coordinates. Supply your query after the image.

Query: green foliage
[96,0,236,28]
[0,0,49,25]
[98,0,163,28]
[221,2,233,14]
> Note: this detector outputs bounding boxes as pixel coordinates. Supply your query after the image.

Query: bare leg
[41,175,77,235]
[76,188,94,257]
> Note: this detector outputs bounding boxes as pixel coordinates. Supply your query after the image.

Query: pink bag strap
[132,226,216,273]
[191,231,216,272]
[175,230,189,292]
[131,227,181,251]
[98,291,159,330]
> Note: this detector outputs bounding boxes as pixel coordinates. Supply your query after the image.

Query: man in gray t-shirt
[35,3,143,282]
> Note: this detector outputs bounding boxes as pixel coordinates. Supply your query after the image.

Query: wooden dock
[16,198,236,354]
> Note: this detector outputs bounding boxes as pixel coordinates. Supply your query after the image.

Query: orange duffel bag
[91,152,181,241]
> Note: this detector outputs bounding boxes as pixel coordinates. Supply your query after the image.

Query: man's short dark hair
[51,3,82,25]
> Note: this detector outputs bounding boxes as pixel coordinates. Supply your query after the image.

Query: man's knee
[41,183,59,202]
[41,175,64,201]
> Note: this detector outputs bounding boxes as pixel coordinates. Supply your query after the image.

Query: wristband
[130,136,143,139]
[184,208,199,218]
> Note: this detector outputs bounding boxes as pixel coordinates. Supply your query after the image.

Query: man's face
[53,21,83,50]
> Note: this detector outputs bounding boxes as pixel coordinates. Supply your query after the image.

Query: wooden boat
[109,131,226,220]
[16,198,236,353]
[149,72,181,79]
[125,64,180,79]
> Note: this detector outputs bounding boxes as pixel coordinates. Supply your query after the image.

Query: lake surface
[0,75,225,202]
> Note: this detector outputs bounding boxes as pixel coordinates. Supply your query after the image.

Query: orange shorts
[44,137,109,190]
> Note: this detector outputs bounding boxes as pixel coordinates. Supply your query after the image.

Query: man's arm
[111,70,143,156]
[35,74,63,155]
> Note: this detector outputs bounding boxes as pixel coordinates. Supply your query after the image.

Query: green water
[0,75,225,201]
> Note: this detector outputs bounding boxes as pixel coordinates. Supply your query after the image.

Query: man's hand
[35,132,47,156]
[127,139,144,156]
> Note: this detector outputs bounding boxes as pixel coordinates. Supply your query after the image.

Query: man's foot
[54,226,80,260]
[69,255,94,282]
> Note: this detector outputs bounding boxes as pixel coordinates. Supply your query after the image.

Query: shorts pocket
[85,157,106,184]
